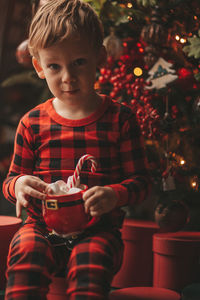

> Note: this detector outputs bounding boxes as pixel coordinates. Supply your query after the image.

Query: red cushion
[0,216,22,290]
[109,287,181,300]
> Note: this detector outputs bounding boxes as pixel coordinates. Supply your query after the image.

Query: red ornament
[154,200,189,232]
[177,67,193,80]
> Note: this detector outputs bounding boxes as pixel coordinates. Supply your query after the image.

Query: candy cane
[69,154,97,188]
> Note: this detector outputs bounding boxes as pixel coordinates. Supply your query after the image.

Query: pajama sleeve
[3,118,35,204]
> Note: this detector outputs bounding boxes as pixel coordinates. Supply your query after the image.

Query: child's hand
[15,175,49,218]
[83,186,118,217]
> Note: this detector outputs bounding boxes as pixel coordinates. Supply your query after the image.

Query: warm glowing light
[180,38,187,44]
[127,2,133,8]
[133,67,143,76]
[180,159,185,165]
[194,15,198,20]
[175,35,180,41]
[190,176,198,191]
[192,181,197,188]
[127,16,133,21]
[137,42,142,47]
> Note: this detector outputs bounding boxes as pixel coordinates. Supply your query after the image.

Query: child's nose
[62,67,76,83]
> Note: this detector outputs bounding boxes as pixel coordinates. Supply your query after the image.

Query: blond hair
[28,0,104,58]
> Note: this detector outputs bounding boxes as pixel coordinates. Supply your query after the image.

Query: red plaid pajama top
[3,95,151,228]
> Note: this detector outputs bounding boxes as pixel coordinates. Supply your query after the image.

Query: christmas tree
[84,0,200,230]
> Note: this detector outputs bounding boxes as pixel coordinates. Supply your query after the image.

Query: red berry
[98,76,106,84]
[100,68,107,75]
[110,92,117,98]
[126,74,134,82]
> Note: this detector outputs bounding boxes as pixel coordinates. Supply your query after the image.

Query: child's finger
[16,200,22,218]
[82,187,96,200]
[25,185,46,200]
[29,177,49,192]
[84,195,99,214]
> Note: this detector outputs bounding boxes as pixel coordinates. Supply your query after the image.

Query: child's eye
[48,64,60,70]
[73,58,87,67]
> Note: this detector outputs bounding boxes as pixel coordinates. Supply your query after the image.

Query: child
[3,0,151,299]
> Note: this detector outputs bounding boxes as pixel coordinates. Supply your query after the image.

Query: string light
[180,38,187,44]
[192,181,197,188]
[175,35,186,44]
[190,176,198,191]
[136,42,142,47]
[180,159,186,166]
[171,153,186,167]
[133,67,143,76]
[127,2,133,8]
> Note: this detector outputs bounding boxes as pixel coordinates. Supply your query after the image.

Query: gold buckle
[46,199,58,210]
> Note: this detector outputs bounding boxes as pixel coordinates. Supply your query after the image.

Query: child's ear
[32,57,45,79]
[97,46,107,68]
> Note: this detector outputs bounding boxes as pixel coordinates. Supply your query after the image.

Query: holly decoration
[97,52,161,139]
[183,30,200,60]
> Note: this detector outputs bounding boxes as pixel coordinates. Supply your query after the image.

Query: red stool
[112,219,159,288]
[0,216,22,290]
[153,231,200,292]
[47,276,67,300]
[109,287,181,300]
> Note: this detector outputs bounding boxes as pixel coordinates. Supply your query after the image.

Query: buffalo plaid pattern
[5,222,123,299]
[3,95,151,226]
[3,95,151,299]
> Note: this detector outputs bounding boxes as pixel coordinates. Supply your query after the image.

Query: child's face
[33,37,104,105]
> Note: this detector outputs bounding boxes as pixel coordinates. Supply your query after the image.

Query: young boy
[3,0,151,299]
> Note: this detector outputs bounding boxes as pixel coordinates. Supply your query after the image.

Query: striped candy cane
[69,154,97,188]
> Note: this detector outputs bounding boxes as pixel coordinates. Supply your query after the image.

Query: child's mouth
[63,89,79,94]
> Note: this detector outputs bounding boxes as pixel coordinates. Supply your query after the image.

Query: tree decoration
[154,199,189,232]
[183,30,200,82]
[183,30,200,60]
[140,5,167,68]
[146,57,178,89]
[97,50,161,139]
[15,39,32,69]
[103,27,123,59]
[162,168,176,192]
[136,0,157,7]
[143,45,158,68]
[140,6,166,45]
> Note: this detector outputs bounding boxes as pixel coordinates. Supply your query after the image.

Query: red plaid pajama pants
[5,222,123,300]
